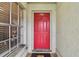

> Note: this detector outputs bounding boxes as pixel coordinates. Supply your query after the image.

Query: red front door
[34,13,50,49]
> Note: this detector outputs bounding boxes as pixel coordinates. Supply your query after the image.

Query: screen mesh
[0,26,9,41]
[0,3,10,23]
[11,26,17,47]
[11,3,18,25]
[0,40,9,54]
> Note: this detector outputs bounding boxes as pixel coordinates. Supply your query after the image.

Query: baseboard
[56,48,62,57]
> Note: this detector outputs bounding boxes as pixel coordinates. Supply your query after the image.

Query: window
[0,2,10,54]
[0,26,9,54]
[0,2,23,56]
[0,2,10,23]
[12,3,18,25]
[11,26,17,48]
[0,26,9,41]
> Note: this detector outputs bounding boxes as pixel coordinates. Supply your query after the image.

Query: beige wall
[27,3,56,52]
[57,3,79,57]
[18,2,79,57]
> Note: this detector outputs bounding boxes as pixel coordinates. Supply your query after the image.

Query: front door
[34,13,50,49]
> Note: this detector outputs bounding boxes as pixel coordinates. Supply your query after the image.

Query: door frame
[32,10,52,51]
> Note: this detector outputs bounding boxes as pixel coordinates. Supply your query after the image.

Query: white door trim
[31,10,54,51]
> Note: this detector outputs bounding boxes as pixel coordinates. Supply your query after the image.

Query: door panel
[34,13,50,49]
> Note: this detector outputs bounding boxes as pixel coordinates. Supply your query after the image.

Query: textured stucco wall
[20,2,27,45]
[57,2,79,57]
